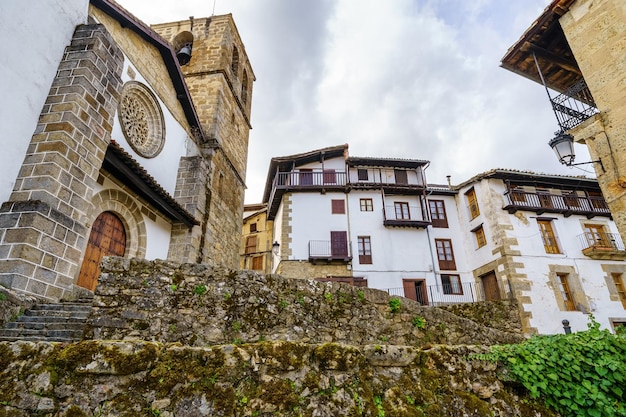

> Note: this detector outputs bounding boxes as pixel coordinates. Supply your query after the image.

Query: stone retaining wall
[0,340,558,417]
[84,257,523,347]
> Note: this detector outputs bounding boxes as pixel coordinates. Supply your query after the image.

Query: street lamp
[548,131,604,171]
[272,241,280,256]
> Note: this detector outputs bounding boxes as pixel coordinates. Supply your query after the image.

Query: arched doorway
[77,211,126,291]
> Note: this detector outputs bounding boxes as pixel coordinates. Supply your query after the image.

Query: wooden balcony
[382,204,430,229]
[579,232,626,261]
[504,190,610,218]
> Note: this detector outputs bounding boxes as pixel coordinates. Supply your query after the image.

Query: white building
[262,145,626,335]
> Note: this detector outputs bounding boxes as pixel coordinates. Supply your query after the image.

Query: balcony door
[299,169,313,185]
[584,224,610,248]
[330,231,348,258]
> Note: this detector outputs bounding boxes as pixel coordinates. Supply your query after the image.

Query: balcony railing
[274,171,348,188]
[504,190,610,217]
[578,232,626,260]
[382,204,430,228]
[551,79,598,131]
[308,240,351,262]
[384,281,485,306]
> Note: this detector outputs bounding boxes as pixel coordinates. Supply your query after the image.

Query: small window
[358,169,369,181]
[435,239,456,270]
[331,199,345,214]
[249,222,257,233]
[429,200,448,228]
[241,70,249,104]
[394,169,408,185]
[245,235,257,254]
[251,255,263,270]
[612,273,626,309]
[323,169,337,184]
[538,219,560,254]
[557,273,576,311]
[441,274,463,295]
[360,198,373,212]
[466,188,480,220]
[357,236,372,264]
[394,202,410,220]
[474,225,486,248]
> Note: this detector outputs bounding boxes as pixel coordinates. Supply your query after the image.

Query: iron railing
[308,240,351,260]
[384,281,485,306]
[578,232,625,252]
[382,204,428,223]
[505,190,610,215]
[551,79,598,131]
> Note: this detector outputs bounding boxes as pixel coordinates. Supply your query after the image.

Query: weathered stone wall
[438,299,523,335]
[0,340,558,417]
[0,287,35,328]
[84,257,523,347]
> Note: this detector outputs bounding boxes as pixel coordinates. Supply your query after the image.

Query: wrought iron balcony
[551,78,598,131]
[578,232,626,260]
[308,240,352,262]
[504,190,610,218]
[382,204,430,228]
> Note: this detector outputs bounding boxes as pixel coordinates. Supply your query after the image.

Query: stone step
[3,321,86,331]
[0,328,83,340]
[14,315,90,324]
[0,335,76,343]
[23,309,90,319]
[30,303,92,312]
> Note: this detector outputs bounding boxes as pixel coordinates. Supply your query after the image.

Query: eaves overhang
[103,141,199,227]
[500,0,581,95]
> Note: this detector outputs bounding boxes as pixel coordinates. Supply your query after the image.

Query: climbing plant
[491,317,626,417]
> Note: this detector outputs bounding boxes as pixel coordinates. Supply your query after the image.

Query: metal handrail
[578,232,624,251]
[383,281,485,306]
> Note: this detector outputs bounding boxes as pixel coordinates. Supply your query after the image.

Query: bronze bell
[177,44,192,65]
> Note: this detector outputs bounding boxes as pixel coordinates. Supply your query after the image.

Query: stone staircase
[0,298,92,343]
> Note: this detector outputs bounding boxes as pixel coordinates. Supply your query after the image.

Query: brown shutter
[330,231,348,257]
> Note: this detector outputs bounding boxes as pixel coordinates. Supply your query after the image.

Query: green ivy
[490,317,626,417]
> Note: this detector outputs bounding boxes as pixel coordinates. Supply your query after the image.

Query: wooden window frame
[357,169,369,181]
[249,222,257,233]
[357,236,372,264]
[394,202,410,220]
[612,273,626,309]
[557,273,577,311]
[360,198,373,212]
[584,223,610,248]
[435,239,456,270]
[474,225,486,248]
[441,274,463,295]
[245,235,257,254]
[331,199,345,214]
[429,200,448,228]
[466,188,480,219]
[538,219,561,254]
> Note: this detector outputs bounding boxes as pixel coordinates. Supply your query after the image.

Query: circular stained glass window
[118,81,165,158]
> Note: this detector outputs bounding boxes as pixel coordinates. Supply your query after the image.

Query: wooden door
[402,279,429,306]
[77,211,126,291]
[330,231,348,258]
[481,272,501,301]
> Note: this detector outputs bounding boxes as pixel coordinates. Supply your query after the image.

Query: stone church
[0,0,254,300]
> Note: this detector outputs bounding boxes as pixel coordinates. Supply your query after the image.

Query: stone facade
[0,24,123,300]
[240,204,274,273]
[562,0,626,246]
[153,16,254,269]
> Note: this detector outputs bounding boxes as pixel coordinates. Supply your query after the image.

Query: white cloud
[118,0,592,203]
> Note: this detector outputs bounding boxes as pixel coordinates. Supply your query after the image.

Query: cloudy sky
[120,0,593,204]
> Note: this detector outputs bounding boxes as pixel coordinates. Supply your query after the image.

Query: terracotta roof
[103,141,198,227]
